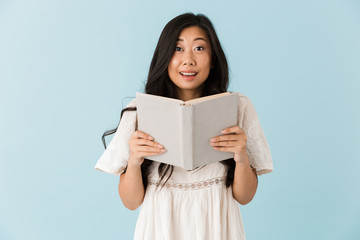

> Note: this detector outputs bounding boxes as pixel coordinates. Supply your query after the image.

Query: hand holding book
[128,130,166,167]
[210,126,249,164]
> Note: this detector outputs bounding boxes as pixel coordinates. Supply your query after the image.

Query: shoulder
[233,91,252,108]
[125,98,137,108]
[120,98,137,124]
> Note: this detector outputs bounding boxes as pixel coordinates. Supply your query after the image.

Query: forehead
[177,26,209,41]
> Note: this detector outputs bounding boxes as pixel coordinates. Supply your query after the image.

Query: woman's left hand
[210,126,248,163]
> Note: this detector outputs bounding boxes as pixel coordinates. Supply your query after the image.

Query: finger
[143,151,167,156]
[131,149,166,158]
[210,141,239,147]
[210,134,242,142]
[135,145,167,153]
[135,139,164,148]
[221,126,244,134]
[133,131,154,140]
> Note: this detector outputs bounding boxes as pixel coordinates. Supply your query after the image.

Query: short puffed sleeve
[237,93,273,175]
[94,99,137,176]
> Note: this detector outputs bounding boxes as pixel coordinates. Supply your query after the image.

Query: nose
[182,51,195,66]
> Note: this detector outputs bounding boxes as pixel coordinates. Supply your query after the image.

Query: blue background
[1,0,359,239]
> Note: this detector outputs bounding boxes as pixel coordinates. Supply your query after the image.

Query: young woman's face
[167,26,212,100]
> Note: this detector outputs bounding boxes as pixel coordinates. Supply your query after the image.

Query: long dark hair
[103,13,237,189]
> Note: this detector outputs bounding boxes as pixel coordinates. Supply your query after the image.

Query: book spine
[181,105,193,170]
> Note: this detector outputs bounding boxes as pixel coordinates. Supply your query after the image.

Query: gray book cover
[136,92,238,170]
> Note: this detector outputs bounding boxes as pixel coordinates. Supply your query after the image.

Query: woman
[95,13,273,240]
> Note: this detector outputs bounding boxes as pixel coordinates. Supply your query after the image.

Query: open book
[136,92,238,170]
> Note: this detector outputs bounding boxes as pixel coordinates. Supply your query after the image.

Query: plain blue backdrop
[1,0,359,239]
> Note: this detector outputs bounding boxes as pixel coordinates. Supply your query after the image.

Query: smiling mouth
[180,72,197,76]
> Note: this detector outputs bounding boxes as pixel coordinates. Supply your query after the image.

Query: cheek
[167,60,174,75]
[202,51,212,63]
[168,58,180,82]
[168,57,179,73]
[201,55,212,72]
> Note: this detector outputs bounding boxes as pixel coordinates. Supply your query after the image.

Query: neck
[177,89,202,101]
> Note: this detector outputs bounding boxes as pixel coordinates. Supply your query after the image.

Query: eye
[175,47,183,51]
[195,46,204,51]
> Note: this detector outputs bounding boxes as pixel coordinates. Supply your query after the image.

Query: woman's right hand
[128,131,166,167]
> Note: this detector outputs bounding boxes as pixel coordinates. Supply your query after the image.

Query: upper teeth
[181,72,196,76]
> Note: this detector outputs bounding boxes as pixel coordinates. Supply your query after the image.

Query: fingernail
[160,149,166,152]
[148,136,154,140]
[210,138,216,142]
[158,144,164,148]
[221,130,226,134]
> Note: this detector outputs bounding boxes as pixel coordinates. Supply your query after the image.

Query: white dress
[95,92,273,240]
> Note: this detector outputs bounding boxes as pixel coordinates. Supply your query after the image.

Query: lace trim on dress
[148,176,226,191]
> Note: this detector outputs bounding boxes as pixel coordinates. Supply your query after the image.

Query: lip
[179,71,198,81]
[180,70,198,75]
[180,70,198,74]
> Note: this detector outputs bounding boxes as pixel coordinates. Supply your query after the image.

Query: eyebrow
[177,37,208,42]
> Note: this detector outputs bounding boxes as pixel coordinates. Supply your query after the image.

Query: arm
[210,126,257,205]
[232,151,258,205]
[118,159,145,211]
[118,131,165,210]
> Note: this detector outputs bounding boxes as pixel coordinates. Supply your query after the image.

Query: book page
[192,93,238,167]
[184,92,230,105]
[136,93,183,166]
